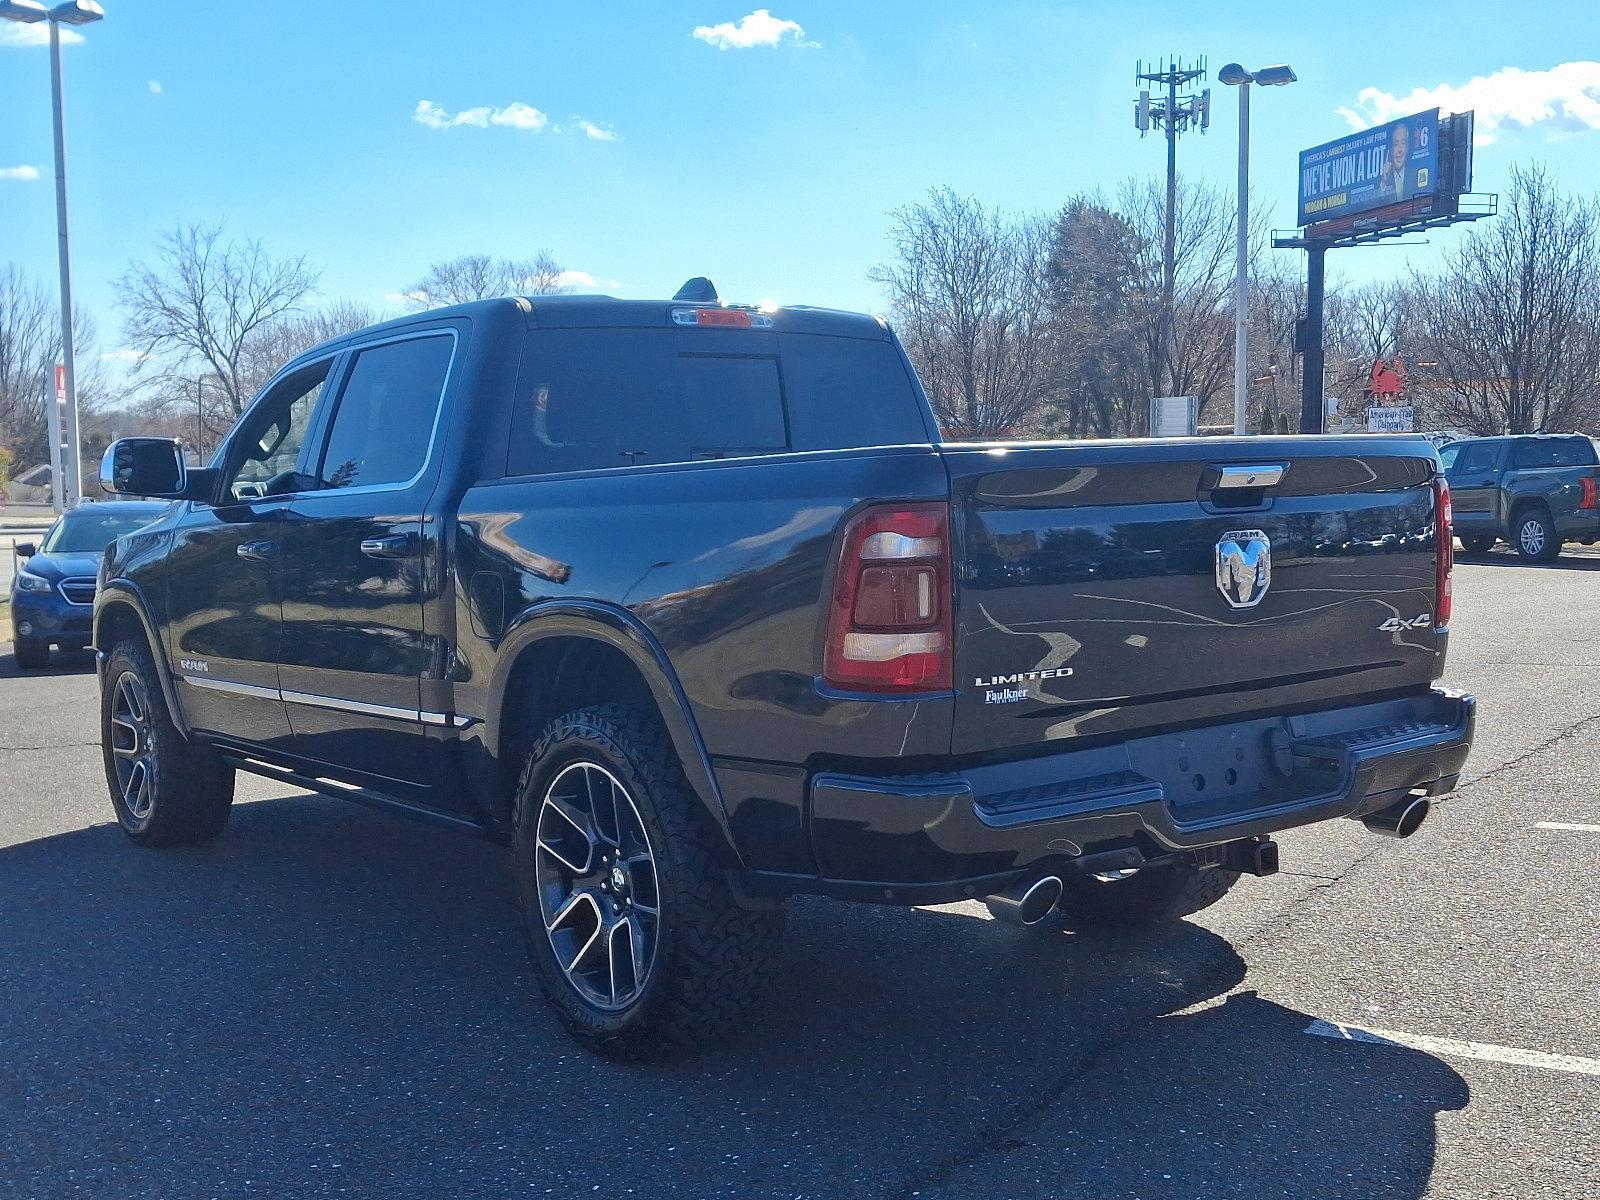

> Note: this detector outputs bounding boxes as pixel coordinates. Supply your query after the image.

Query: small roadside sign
[1367,405,1415,433]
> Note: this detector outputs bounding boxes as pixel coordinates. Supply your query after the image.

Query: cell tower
[1135,57,1210,412]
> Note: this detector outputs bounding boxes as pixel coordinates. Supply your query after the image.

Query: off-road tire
[1457,535,1495,555]
[13,637,49,670]
[101,637,236,846]
[1513,507,1560,563]
[1056,863,1241,930]
[512,703,783,1059]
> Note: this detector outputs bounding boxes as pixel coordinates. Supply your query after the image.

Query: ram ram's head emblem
[1215,530,1272,608]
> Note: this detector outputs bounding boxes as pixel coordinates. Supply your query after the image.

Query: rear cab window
[505,327,928,477]
[1511,438,1597,469]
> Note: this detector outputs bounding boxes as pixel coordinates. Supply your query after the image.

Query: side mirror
[100,438,211,501]
[15,542,36,558]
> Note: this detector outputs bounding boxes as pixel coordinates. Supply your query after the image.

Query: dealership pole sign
[1298,108,1441,226]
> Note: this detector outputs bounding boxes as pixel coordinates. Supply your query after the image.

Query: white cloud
[692,9,812,51]
[148,80,163,95]
[1336,61,1600,146]
[414,99,549,132]
[0,165,41,182]
[100,348,150,364]
[0,23,83,49]
[555,270,621,292]
[571,117,619,142]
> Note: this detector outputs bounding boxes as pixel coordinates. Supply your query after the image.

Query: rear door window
[507,328,928,476]
[1511,438,1596,469]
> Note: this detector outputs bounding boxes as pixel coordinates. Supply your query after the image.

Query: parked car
[1438,434,1600,560]
[92,286,1474,1057]
[9,502,170,669]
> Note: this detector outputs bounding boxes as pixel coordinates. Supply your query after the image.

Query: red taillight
[822,502,953,693]
[670,306,772,329]
[1581,475,1598,510]
[1434,477,1453,628]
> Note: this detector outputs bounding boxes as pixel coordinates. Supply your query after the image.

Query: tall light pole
[1,0,105,506]
[1219,62,1296,435]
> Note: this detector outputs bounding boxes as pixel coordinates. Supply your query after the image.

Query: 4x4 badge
[1215,530,1272,608]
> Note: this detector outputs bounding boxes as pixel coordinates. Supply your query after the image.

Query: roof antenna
[672,277,719,303]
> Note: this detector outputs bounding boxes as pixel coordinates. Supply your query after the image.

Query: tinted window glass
[1512,438,1596,469]
[778,333,928,451]
[1455,442,1499,474]
[510,330,788,474]
[317,335,453,490]
[507,328,928,476]
[1437,444,1461,473]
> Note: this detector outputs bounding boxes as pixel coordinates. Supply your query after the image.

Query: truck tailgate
[944,437,1444,757]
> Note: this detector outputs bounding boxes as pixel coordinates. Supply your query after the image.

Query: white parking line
[1535,821,1600,833]
[1305,1019,1600,1077]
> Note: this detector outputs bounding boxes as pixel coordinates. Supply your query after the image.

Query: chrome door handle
[236,540,278,562]
[359,533,417,560]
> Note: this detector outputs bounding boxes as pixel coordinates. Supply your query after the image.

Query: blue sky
[3,1,1600,356]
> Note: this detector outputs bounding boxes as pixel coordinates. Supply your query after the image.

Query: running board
[219,752,493,837]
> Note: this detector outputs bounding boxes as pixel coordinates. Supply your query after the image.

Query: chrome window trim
[296,326,461,500]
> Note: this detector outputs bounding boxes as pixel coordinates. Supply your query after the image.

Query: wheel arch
[94,583,190,737]
[485,600,740,864]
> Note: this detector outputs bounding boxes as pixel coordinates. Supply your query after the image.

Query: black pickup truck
[94,285,1474,1057]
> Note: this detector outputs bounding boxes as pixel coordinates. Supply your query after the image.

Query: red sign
[54,363,66,405]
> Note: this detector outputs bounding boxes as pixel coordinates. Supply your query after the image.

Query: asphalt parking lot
[1,550,1596,1199]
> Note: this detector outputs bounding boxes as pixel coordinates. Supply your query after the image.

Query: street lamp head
[0,0,50,22]
[1254,64,1298,87]
[1217,62,1252,86]
[49,0,103,24]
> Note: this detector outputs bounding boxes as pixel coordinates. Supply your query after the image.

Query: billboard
[1298,109,1440,226]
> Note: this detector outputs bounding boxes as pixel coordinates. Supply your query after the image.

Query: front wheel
[512,704,782,1059]
[101,638,236,845]
[1055,863,1241,930]
[1458,535,1495,555]
[13,637,49,670]
[1513,509,1560,562]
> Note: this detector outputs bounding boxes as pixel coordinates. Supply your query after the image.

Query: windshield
[41,508,161,554]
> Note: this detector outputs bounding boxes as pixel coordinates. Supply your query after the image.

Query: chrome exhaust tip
[1362,794,1431,839]
[984,875,1065,926]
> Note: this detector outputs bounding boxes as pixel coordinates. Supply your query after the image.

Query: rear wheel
[13,637,49,670]
[1513,508,1560,562]
[1458,535,1495,555]
[1055,863,1241,930]
[101,638,236,845]
[512,704,783,1059]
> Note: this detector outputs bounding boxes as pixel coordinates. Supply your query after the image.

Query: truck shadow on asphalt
[0,646,97,678]
[0,793,1467,1200]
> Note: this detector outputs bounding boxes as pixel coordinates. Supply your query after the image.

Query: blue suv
[10,502,168,669]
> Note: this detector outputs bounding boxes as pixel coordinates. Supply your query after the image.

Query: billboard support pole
[1299,242,1327,434]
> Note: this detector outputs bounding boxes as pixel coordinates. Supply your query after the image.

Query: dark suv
[1440,434,1600,560]
[93,288,1473,1057]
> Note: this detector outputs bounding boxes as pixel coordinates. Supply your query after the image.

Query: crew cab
[1440,433,1600,560]
[93,285,1474,1057]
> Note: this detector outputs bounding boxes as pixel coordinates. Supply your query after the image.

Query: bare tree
[115,224,320,425]
[1407,165,1600,435]
[871,188,1058,436]
[0,264,106,468]
[402,252,566,309]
